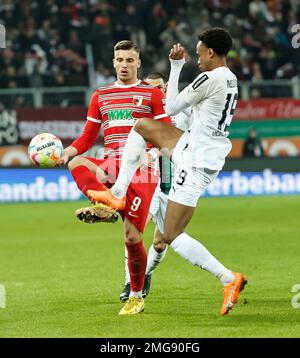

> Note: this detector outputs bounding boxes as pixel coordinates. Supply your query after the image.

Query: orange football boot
[87,188,126,211]
[221,272,247,316]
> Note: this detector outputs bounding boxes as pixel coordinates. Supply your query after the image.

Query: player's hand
[140,149,160,170]
[56,153,69,167]
[169,43,188,61]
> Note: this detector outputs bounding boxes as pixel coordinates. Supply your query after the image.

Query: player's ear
[208,48,215,58]
[137,59,141,69]
[113,58,116,69]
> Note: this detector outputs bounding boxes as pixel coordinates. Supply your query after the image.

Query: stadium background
[0,0,300,338]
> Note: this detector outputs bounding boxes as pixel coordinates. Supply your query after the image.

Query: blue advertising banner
[204,170,300,197]
[0,169,83,202]
[0,169,299,203]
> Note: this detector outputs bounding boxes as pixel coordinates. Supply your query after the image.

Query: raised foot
[75,203,119,224]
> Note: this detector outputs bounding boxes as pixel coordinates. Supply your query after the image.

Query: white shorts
[168,166,219,207]
[170,130,219,207]
[149,185,168,234]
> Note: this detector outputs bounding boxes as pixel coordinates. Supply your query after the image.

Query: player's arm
[165,44,191,116]
[57,91,102,166]
[151,86,172,124]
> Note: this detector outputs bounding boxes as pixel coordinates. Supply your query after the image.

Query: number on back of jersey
[218,93,238,131]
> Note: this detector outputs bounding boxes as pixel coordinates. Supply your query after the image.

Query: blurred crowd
[0,0,300,90]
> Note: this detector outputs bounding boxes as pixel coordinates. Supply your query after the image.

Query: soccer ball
[28,133,63,167]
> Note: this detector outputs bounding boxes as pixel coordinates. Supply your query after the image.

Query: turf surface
[0,196,299,337]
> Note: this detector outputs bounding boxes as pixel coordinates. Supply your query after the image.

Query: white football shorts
[168,166,219,208]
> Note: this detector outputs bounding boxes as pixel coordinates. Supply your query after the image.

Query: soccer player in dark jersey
[57,40,171,315]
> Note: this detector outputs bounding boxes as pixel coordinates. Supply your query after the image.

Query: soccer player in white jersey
[120,72,191,302]
[88,28,247,315]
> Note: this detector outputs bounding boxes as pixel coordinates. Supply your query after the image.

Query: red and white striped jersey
[71,80,171,158]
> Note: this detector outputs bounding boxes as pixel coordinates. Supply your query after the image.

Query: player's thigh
[135,118,183,157]
[69,156,116,184]
[163,200,195,244]
[68,156,100,174]
[89,156,119,185]
[123,177,158,233]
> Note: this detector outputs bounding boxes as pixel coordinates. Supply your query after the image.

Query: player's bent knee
[134,118,151,138]
[125,236,142,245]
[68,157,80,171]
[153,241,166,252]
[124,229,142,245]
[68,157,90,172]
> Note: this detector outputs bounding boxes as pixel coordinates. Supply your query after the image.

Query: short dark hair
[198,28,232,56]
[114,40,140,56]
[144,72,167,82]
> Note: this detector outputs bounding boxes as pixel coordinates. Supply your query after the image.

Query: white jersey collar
[114,80,141,88]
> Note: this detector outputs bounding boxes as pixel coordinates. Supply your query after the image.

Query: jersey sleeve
[71,91,101,154]
[179,72,213,106]
[151,87,171,123]
[173,112,190,132]
[86,90,102,124]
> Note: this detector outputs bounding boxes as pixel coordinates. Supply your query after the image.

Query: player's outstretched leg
[164,200,247,316]
[88,118,180,208]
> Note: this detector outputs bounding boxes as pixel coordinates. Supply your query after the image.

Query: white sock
[124,246,130,284]
[129,291,143,299]
[111,128,146,199]
[170,233,234,285]
[146,244,168,275]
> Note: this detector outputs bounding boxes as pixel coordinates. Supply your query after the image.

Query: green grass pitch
[0,196,299,338]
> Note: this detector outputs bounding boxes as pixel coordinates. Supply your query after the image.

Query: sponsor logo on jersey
[108,109,134,121]
[107,109,135,127]
[132,96,143,106]
[192,74,209,90]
